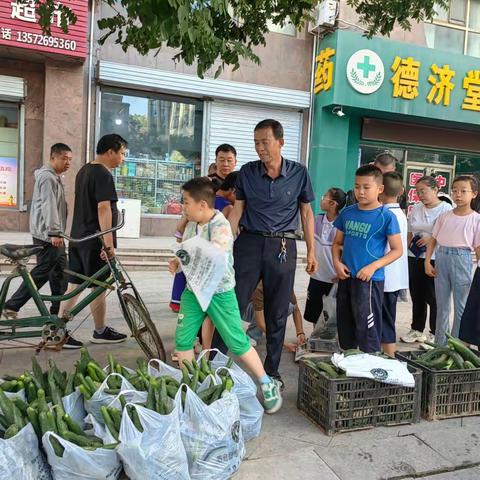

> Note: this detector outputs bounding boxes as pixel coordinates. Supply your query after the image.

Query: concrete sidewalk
[0,267,477,479]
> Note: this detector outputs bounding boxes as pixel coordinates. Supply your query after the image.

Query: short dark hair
[327,187,346,213]
[50,143,71,157]
[383,171,404,197]
[182,177,216,208]
[355,164,383,184]
[219,171,239,191]
[96,134,128,155]
[254,119,284,140]
[373,152,397,168]
[215,144,237,157]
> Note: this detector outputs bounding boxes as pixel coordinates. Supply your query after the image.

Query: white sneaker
[400,329,427,344]
[425,332,435,344]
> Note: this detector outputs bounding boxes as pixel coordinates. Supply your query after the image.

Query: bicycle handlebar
[48,209,125,243]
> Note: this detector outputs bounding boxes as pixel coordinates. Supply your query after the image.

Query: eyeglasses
[451,190,473,195]
[321,195,337,203]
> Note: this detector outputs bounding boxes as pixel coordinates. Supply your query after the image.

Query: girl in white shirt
[304,188,346,331]
[402,176,452,345]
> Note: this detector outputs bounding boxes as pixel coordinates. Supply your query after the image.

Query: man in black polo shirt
[228,118,317,386]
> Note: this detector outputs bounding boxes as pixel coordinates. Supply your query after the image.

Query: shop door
[405,162,454,215]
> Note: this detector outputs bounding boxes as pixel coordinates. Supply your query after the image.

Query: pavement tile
[419,467,480,479]
[413,423,480,466]
[314,434,454,480]
[236,446,341,480]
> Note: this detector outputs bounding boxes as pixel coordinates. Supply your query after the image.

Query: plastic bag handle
[197,348,221,361]
[147,358,162,371]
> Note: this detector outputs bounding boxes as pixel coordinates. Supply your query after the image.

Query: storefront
[309,29,480,213]
[0,0,88,231]
[96,61,309,232]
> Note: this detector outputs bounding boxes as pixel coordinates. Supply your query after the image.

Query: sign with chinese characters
[0,1,88,59]
[314,30,480,125]
[0,157,17,207]
[405,166,451,216]
[346,49,384,94]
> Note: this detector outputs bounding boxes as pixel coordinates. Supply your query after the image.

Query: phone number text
[15,31,77,51]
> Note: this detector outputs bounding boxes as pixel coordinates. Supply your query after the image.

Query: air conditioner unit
[308,0,337,34]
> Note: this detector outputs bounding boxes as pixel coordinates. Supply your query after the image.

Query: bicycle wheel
[119,292,166,361]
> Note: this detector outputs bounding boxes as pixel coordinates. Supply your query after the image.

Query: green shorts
[175,289,251,356]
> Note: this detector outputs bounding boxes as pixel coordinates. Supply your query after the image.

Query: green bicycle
[0,212,166,360]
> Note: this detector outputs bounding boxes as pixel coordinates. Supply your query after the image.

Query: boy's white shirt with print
[177,211,236,310]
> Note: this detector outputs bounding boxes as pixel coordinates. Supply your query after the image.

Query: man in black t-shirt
[59,134,128,348]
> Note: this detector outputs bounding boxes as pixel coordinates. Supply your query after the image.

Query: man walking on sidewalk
[58,134,128,348]
[3,143,71,320]
[225,119,317,388]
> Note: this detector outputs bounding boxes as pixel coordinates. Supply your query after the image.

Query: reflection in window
[425,23,465,54]
[100,90,203,215]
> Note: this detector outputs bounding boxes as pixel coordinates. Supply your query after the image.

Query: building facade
[92,4,313,235]
[0,0,89,231]
[309,1,480,213]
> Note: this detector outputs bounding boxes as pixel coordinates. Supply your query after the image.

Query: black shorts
[68,247,109,285]
[304,278,333,324]
[382,291,400,344]
[337,278,384,352]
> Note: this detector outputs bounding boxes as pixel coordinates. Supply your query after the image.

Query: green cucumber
[100,406,119,441]
[446,333,480,367]
[4,424,19,439]
[49,435,65,457]
[27,407,41,438]
[63,414,84,436]
[63,431,103,448]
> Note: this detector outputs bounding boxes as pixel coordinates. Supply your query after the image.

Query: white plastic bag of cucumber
[0,347,253,479]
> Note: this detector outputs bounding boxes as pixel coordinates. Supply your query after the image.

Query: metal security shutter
[208,101,303,168]
[0,75,25,102]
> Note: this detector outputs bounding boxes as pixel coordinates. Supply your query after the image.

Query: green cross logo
[347,49,385,95]
[357,56,376,79]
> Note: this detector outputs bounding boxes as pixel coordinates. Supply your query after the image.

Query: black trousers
[459,267,480,347]
[337,278,384,352]
[212,232,297,376]
[408,256,436,334]
[5,238,67,315]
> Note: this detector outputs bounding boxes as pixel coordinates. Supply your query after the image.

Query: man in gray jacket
[3,143,72,326]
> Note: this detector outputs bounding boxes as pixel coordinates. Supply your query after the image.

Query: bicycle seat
[0,244,44,260]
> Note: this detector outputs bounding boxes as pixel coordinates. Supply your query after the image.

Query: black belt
[244,230,299,240]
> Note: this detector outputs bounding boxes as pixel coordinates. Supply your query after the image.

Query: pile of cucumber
[0,348,236,458]
[414,333,480,370]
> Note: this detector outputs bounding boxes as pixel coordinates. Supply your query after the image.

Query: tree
[31,0,448,78]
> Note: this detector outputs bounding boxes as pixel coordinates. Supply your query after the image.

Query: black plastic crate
[297,356,422,435]
[308,337,340,353]
[396,350,480,420]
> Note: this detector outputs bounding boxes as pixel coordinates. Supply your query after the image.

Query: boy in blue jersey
[332,165,403,352]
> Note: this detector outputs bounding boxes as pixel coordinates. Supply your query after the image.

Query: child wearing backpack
[425,176,480,346]
[304,188,346,330]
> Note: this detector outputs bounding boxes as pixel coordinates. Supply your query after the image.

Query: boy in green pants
[169,177,282,413]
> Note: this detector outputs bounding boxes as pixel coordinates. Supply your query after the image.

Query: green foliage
[346,0,449,38]
[30,0,450,77]
[96,0,317,78]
